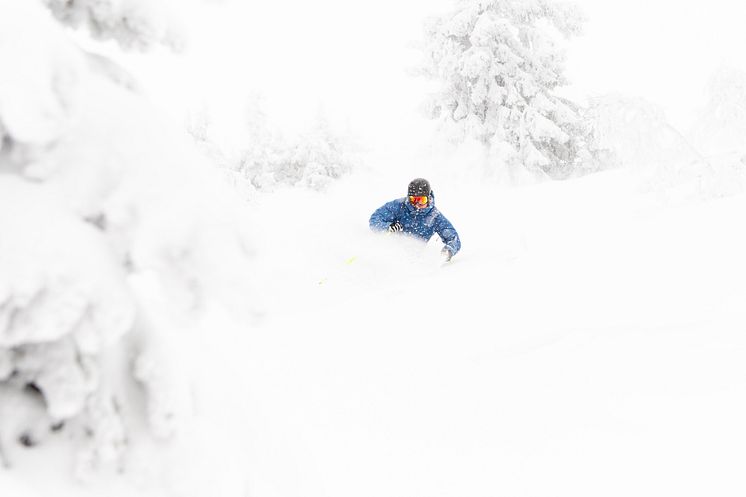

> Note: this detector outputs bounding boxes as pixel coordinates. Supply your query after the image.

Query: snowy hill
[2,0,746,496]
[5,144,746,496]
[208,169,746,497]
[239,167,746,497]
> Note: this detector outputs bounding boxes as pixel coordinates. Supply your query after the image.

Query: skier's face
[409,195,428,209]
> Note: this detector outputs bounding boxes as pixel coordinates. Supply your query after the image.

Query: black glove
[441,247,453,262]
[389,220,403,232]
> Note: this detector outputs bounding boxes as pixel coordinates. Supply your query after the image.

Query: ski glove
[441,247,453,262]
[389,220,403,232]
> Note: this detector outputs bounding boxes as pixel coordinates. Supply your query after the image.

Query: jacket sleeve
[369,200,401,232]
[434,213,461,255]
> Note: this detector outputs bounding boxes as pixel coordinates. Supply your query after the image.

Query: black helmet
[408,178,431,197]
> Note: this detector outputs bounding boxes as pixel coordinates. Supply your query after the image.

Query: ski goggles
[409,195,429,207]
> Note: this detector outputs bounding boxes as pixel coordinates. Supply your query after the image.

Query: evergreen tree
[418,0,591,178]
[237,102,356,191]
[690,67,746,155]
[0,0,255,482]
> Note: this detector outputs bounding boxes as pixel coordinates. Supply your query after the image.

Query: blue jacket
[369,192,461,256]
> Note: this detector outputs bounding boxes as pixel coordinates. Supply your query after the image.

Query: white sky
[124,0,746,149]
[566,0,746,129]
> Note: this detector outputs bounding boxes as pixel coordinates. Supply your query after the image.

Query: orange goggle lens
[409,195,428,206]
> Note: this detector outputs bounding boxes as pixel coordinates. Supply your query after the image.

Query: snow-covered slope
[232,168,746,497]
[5,144,745,496]
[2,1,745,496]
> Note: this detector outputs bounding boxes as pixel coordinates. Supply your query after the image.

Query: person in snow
[369,178,461,262]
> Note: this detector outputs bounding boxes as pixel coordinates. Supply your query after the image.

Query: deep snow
[3,0,746,496]
[234,169,746,497]
[3,158,746,497]
[133,160,743,497]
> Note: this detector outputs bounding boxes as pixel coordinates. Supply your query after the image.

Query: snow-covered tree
[685,68,746,198]
[43,0,185,51]
[418,0,592,178]
[690,67,746,156]
[234,103,358,192]
[584,94,701,170]
[585,93,746,200]
[0,0,255,491]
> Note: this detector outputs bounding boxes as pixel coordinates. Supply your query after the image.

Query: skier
[369,178,461,262]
